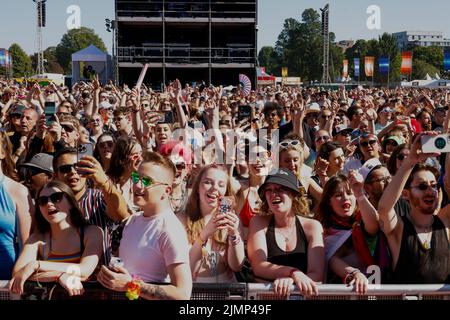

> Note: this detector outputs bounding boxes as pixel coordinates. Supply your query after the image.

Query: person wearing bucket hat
[20,153,54,197]
[247,168,325,297]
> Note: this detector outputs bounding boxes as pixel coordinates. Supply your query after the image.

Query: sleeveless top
[0,175,18,280]
[42,228,85,264]
[391,215,450,284]
[266,216,308,272]
[239,189,256,228]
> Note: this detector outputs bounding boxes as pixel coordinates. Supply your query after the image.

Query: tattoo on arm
[141,283,170,300]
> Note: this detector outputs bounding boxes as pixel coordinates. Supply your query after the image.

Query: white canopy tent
[72,45,113,84]
[401,73,450,88]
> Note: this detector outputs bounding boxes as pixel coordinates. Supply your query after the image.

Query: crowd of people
[0,75,449,300]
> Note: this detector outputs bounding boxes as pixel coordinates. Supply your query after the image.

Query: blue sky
[1,0,450,54]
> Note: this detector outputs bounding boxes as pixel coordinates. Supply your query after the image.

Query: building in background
[115,0,257,89]
[393,31,450,50]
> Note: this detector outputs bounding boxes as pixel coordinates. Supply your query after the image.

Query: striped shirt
[78,188,114,264]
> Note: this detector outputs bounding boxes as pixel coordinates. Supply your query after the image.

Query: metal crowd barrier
[1,281,449,300]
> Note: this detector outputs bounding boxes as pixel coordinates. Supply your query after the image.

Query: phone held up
[44,102,56,126]
[421,134,450,153]
[218,196,233,215]
[76,143,94,173]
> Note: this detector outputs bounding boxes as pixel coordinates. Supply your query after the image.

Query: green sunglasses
[131,171,169,188]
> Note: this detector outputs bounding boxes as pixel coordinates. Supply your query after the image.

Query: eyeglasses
[367,176,392,184]
[131,171,169,188]
[397,153,408,161]
[61,124,75,133]
[360,140,377,148]
[280,140,301,150]
[37,192,65,206]
[410,183,438,191]
[98,141,114,148]
[316,135,330,143]
[58,164,77,174]
[57,112,70,117]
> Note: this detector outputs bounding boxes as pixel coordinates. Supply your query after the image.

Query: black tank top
[266,216,308,272]
[391,215,450,284]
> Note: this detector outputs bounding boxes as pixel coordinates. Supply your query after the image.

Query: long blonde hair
[184,164,235,246]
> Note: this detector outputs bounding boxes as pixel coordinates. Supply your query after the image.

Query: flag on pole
[365,56,375,77]
[379,57,390,74]
[5,50,11,68]
[0,49,5,67]
[400,52,413,74]
[342,59,348,78]
[354,58,360,77]
[239,74,252,96]
[444,51,450,72]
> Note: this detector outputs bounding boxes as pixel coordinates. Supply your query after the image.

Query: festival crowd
[0,75,449,299]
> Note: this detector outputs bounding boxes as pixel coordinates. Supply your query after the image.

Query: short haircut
[59,114,80,132]
[113,106,130,117]
[318,141,343,161]
[141,151,176,182]
[263,102,283,119]
[405,164,440,189]
[347,106,362,121]
[53,147,77,173]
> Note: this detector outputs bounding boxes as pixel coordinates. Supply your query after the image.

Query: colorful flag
[282,67,288,78]
[400,51,413,74]
[0,49,5,67]
[444,51,450,72]
[379,57,390,74]
[239,74,252,96]
[354,58,360,77]
[342,59,348,78]
[365,56,375,77]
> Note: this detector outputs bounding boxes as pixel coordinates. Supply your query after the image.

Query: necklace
[409,215,434,250]
[275,218,296,243]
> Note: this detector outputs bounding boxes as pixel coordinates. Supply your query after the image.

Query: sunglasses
[280,140,301,150]
[316,136,330,143]
[131,171,169,188]
[27,167,47,177]
[360,140,377,148]
[57,112,70,117]
[61,124,75,133]
[58,164,77,174]
[321,115,331,120]
[98,140,114,148]
[410,183,438,191]
[175,162,186,170]
[37,192,65,206]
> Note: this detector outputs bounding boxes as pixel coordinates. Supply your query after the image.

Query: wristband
[56,272,65,283]
[126,276,142,300]
[343,269,360,285]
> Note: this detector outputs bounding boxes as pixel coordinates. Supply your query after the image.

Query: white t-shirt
[119,210,190,283]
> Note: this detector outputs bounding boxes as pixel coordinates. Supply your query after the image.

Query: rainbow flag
[400,52,413,74]
[365,56,375,77]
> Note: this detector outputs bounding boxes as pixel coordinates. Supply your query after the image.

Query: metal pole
[209,0,211,85]
[162,0,166,88]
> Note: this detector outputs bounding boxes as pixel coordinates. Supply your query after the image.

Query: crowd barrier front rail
[1,281,449,300]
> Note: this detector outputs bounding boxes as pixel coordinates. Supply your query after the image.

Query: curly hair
[259,185,310,218]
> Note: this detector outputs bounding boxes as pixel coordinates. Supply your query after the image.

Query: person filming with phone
[378,133,450,283]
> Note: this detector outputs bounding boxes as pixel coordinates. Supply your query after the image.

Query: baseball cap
[359,158,382,183]
[258,169,302,199]
[383,136,404,147]
[333,124,353,136]
[306,103,320,114]
[9,105,25,116]
[20,153,54,174]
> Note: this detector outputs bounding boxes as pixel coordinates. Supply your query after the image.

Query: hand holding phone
[76,143,94,174]
[218,196,233,215]
[44,102,56,126]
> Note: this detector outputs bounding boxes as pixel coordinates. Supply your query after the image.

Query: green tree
[412,46,444,74]
[258,46,280,75]
[412,59,440,80]
[56,27,107,73]
[9,43,33,77]
[273,8,342,82]
[31,47,64,74]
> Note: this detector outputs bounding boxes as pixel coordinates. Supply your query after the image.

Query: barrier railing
[1,281,449,300]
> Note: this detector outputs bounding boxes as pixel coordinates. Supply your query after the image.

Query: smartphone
[237,105,252,122]
[77,143,94,163]
[164,110,174,124]
[44,102,56,126]
[218,196,233,215]
[109,257,124,269]
[421,134,450,153]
